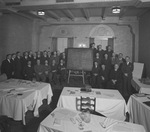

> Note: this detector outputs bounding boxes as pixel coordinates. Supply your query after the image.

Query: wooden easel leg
[67,70,70,83]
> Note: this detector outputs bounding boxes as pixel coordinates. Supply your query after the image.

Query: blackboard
[66,48,93,71]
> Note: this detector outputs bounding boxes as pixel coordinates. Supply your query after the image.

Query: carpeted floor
[0,76,132,132]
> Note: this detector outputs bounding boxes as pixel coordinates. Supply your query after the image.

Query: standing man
[1,54,13,79]
[96,44,105,59]
[11,53,16,78]
[121,56,134,97]
[14,51,23,79]
[90,43,97,58]
[105,45,113,59]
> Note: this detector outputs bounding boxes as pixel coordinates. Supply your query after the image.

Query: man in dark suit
[23,60,34,81]
[28,50,33,62]
[102,53,112,75]
[34,59,46,82]
[90,43,97,58]
[105,45,113,59]
[96,44,105,59]
[1,54,13,79]
[41,51,48,65]
[121,56,134,97]
[107,64,123,93]
[11,53,16,78]
[14,51,23,79]
[22,51,29,79]
[116,53,126,69]
[91,61,100,88]
[98,64,109,88]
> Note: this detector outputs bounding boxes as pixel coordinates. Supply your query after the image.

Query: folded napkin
[134,93,146,97]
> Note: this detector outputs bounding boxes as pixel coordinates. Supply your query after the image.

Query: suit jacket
[14,57,23,79]
[23,65,34,80]
[109,69,122,84]
[99,68,109,82]
[11,58,15,75]
[92,65,100,76]
[96,49,105,59]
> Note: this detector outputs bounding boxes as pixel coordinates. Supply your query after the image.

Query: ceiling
[0,0,150,21]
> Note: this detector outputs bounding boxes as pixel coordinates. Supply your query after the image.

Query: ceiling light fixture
[112,7,121,14]
[37,11,45,16]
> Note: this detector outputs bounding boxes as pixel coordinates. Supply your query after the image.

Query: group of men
[0,50,67,85]
[90,43,134,97]
[0,44,134,97]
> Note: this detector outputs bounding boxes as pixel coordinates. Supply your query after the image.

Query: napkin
[53,118,62,126]
[111,122,133,132]
[134,93,146,97]
[0,88,15,92]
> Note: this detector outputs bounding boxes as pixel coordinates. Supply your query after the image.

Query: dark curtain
[108,38,114,50]
[67,37,74,48]
[89,37,94,48]
[52,37,57,51]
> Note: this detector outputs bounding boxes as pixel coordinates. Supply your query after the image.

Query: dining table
[127,94,150,132]
[0,79,53,125]
[57,87,127,121]
[37,107,146,132]
[131,77,150,94]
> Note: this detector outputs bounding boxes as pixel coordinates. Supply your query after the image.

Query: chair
[76,96,96,112]
[76,96,106,117]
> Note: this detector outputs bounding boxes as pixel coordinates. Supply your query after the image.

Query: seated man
[49,59,58,84]
[23,60,34,81]
[57,59,67,84]
[34,59,46,82]
[91,61,100,88]
[43,60,51,83]
[98,64,109,89]
[107,64,123,92]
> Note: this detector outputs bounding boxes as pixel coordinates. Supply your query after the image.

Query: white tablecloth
[57,87,127,121]
[127,95,150,132]
[0,79,53,125]
[37,107,146,132]
[131,77,150,94]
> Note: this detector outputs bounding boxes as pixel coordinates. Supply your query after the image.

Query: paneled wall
[139,10,150,77]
